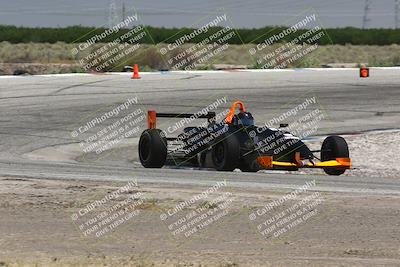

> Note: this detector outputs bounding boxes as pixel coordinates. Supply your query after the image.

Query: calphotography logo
[77,15,139,52]
[157,12,243,70]
[69,9,153,72]
[249,180,324,240]
[164,96,228,135]
[160,180,234,240]
[162,96,231,166]
[71,180,145,239]
[70,96,146,158]
[249,10,331,69]
[246,96,327,162]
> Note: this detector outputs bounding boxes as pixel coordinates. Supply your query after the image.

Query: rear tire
[321,135,349,176]
[138,129,167,168]
[211,134,240,171]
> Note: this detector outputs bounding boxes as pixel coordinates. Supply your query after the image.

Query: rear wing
[147,110,216,129]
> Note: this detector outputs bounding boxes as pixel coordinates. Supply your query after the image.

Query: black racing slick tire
[138,129,167,168]
[211,134,240,171]
[321,135,349,176]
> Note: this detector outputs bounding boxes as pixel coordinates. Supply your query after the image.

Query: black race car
[138,101,351,175]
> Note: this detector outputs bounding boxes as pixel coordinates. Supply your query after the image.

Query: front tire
[211,134,240,171]
[239,158,260,172]
[138,129,167,168]
[321,135,349,176]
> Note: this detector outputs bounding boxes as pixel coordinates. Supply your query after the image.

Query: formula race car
[138,101,351,175]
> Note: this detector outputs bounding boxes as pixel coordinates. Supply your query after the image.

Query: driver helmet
[234,112,254,126]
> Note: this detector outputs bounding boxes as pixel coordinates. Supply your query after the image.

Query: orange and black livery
[139,101,351,176]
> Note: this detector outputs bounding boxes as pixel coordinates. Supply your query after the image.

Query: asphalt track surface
[1,69,399,194]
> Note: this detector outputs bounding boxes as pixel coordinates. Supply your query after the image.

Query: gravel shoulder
[1,176,399,267]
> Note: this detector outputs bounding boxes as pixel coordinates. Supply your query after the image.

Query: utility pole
[395,0,400,29]
[108,0,118,28]
[362,0,371,29]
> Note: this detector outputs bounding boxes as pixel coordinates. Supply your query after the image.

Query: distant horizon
[1,24,398,30]
[1,0,400,29]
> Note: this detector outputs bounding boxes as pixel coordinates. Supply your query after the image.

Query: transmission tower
[108,0,118,28]
[122,1,126,21]
[362,0,372,29]
[395,0,400,29]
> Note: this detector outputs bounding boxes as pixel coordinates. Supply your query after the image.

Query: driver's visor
[238,118,254,126]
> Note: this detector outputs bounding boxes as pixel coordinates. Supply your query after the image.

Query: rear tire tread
[138,129,167,168]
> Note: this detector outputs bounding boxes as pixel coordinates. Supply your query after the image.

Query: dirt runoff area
[0,174,399,267]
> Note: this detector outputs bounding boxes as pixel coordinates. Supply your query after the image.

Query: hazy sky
[0,0,398,28]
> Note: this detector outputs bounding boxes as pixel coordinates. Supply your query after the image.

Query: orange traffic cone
[131,64,141,79]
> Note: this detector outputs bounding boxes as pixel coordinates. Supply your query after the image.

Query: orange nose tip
[336,157,351,168]
[256,156,273,168]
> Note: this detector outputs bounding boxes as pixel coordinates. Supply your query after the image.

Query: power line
[122,1,126,22]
